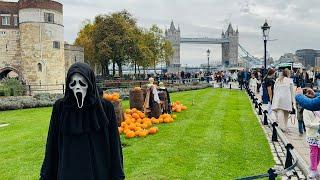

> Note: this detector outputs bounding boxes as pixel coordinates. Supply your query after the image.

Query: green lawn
[0,88,274,179]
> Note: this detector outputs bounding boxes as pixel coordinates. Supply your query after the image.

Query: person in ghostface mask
[40,62,125,180]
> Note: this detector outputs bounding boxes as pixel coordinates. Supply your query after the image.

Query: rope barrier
[234,86,299,180]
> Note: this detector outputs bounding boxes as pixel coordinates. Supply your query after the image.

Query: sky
[8,0,320,66]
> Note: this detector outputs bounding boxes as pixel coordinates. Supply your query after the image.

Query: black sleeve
[40,101,59,180]
[265,79,272,88]
[106,102,125,180]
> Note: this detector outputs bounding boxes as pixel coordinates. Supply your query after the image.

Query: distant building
[165,21,180,68]
[277,53,300,63]
[0,0,84,92]
[221,24,239,67]
[295,49,320,67]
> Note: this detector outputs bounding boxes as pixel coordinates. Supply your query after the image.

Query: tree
[75,10,174,78]
[161,40,174,67]
[74,20,96,71]
[92,10,138,77]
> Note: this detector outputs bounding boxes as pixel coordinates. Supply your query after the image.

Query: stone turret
[221,23,239,67]
[165,21,180,68]
[18,0,65,86]
[0,0,84,93]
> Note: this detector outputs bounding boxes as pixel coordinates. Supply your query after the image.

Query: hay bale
[129,89,144,111]
[111,100,124,125]
[158,91,169,113]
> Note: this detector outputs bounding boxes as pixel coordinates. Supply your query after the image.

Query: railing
[234,86,300,180]
[25,84,65,95]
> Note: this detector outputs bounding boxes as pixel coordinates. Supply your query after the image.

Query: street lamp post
[261,20,271,104]
[207,49,210,74]
[206,49,211,83]
[261,20,271,76]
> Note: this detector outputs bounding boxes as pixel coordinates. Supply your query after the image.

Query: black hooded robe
[40,62,125,180]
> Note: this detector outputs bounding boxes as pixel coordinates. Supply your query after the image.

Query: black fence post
[263,110,268,125]
[267,168,277,180]
[62,84,65,94]
[258,103,263,115]
[254,98,258,108]
[284,144,294,169]
[229,83,232,89]
[271,122,278,142]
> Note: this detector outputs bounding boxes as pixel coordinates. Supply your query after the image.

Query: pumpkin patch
[103,92,120,102]
[119,108,177,138]
[171,101,188,112]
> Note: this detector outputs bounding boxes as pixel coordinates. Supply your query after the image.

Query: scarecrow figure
[144,77,161,118]
[40,62,125,180]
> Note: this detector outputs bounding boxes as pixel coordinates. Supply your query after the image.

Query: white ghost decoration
[69,73,88,108]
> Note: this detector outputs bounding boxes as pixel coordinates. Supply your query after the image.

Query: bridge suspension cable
[238,43,262,67]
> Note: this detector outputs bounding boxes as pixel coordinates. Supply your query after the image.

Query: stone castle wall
[228,35,238,66]
[64,44,84,73]
[0,0,84,93]
[0,29,21,72]
[19,8,65,86]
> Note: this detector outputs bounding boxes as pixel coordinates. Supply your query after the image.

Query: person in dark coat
[158,82,172,114]
[40,62,125,180]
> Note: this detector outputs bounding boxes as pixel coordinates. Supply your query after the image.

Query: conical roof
[227,23,233,33]
[170,21,176,30]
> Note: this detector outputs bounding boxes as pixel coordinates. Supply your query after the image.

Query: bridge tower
[165,21,181,69]
[222,23,239,67]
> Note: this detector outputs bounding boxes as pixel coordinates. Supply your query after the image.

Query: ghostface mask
[69,73,88,108]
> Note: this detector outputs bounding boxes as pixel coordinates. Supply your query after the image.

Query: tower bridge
[180,37,230,44]
[165,21,239,72]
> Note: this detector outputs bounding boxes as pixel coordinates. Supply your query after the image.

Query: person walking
[249,74,258,94]
[304,108,320,179]
[263,68,276,110]
[271,68,295,133]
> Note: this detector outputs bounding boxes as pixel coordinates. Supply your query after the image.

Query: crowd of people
[246,67,320,179]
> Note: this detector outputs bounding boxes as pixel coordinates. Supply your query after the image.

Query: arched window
[37,63,42,72]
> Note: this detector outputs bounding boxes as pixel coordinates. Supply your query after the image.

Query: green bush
[1,78,26,96]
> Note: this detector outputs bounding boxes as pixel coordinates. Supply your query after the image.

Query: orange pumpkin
[121,122,128,128]
[134,87,141,91]
[132,113,140,119]
[138,130,147,137]
[158,118,164,123]
[148,127,158,134]
[172,114,177,119]
[125,130,135,138]
[139,112,145,119]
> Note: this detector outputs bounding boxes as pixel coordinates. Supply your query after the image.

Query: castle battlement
[0,0,84,91]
